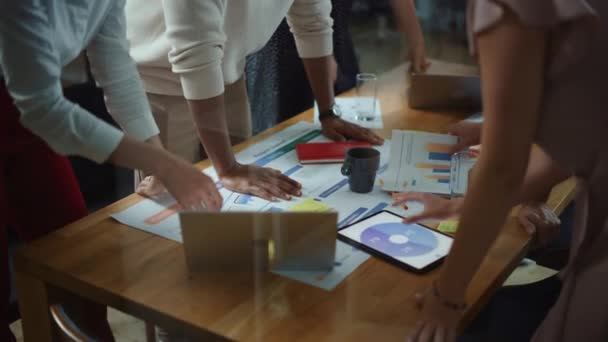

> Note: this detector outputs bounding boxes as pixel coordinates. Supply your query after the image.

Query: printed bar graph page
[382,130,458,194]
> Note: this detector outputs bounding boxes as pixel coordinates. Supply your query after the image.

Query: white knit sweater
[126,0,334,100]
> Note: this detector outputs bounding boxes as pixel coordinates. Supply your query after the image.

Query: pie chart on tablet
[360,223,438,258]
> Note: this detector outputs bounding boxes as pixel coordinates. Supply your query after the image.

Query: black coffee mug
[341,147,380,193]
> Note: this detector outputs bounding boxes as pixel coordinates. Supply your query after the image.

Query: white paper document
[382,130,458,194]
[112,121,423,290]
[449,151,477,196]
[313,97,384,129]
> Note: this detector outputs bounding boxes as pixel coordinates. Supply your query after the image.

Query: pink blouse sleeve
[467,0,598,77]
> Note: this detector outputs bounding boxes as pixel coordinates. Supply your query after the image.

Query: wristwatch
[318,102,342,122]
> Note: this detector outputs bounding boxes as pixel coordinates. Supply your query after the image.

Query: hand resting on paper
[135,161,222,211]
[137,164,303,204]
[219,163,302,202]
[392,191,463,223]
[136,175,166,198]
[320,115,384,145]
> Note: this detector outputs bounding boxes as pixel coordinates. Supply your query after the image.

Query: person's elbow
[287,2,333,56]
[168,44,225,100]
[17,95,76,152]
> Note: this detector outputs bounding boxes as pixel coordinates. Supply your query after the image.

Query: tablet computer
[337,210,453,273]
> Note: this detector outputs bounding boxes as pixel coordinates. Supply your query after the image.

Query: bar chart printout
[382,130,458,194]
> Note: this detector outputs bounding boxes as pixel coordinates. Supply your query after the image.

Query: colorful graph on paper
[382,130,458,194]
[420,142,454,184]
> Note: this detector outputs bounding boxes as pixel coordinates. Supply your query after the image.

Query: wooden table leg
[15,270,57,342]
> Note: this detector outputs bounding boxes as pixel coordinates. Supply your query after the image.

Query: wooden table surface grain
[15,60,577,342]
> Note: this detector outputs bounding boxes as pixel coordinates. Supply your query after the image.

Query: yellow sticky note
[288,198,332,213]
[438,220,459,234]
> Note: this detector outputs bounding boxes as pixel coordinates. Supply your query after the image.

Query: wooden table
[15,61,577,342]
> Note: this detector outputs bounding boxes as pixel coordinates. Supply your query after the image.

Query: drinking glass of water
[355,73,378,122]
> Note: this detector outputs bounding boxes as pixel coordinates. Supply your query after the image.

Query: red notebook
[296,141,372,164]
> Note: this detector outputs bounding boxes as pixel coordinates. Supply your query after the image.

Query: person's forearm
[136,135,165,178]
[108,135,173,180]
[145,134,164,149]
[390,0,425,49]
[439,158,525,301]
[434,149,566,219]
[431,150,564,299]
[302,56,335,113]
[187,95,236,175]
[515,146,570,204]
[436,6,548,305]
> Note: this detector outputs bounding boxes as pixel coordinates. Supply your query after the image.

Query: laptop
[179,212,337,273]
[408,74,482,111]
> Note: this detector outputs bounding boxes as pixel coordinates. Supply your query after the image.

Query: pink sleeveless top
[468,0,608,340]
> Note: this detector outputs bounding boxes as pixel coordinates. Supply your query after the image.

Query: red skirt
[0,84,87,240]
[1,83,88,341]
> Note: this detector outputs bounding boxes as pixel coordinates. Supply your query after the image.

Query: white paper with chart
[111,121,423,290]
[382,130,475,195]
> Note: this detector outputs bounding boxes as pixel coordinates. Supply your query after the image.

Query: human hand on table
[136,171,222,212]
[517,203,561,248]
[408,44,431,74]
[320,116,384,145]
[148,156,222,211]
[392,191,463,223]
[136,175,166,198]
[220,163,302,202]
[447,121,482,154]
[406,285,461,342]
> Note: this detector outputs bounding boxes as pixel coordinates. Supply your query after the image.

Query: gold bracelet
[432,280,467,311]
